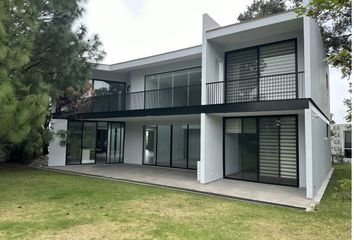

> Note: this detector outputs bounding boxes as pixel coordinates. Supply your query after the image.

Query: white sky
[81,0,350,123]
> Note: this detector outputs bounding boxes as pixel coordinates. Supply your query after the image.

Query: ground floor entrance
[66,121,125,165]
[224,115,298,186]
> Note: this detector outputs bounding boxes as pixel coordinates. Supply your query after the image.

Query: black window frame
[224,38,299,103]
[65,120,125,165]
[142,124,200,170]
[223,114,299,187]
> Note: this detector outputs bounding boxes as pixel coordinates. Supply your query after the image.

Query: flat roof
[97,45,202,72]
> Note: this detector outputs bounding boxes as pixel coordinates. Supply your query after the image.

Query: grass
[0,164,351,240]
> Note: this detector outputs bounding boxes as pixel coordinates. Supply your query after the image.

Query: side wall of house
[304,17,329,117]
[48,119,68,166]
[311,110,331,196]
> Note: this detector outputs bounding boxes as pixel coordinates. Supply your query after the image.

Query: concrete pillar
[304,108,313,198]
[200,113,223,184]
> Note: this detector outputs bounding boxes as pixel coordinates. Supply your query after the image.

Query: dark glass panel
[171,125,188,168]
[156,125,171,166]
[66,121,83,165]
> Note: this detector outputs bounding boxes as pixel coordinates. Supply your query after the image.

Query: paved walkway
[44,164,313,210]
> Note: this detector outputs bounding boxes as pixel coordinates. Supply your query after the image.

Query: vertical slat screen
[259,40,296,101]
[259,118,280,181]
[279,117,297,182]
[225,48,258,103]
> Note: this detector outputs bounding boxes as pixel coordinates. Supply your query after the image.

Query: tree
[237,0,299,22]
[297,0,352,122]
[0,0,105,162]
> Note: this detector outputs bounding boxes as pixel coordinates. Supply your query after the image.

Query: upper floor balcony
[55,71,304,117]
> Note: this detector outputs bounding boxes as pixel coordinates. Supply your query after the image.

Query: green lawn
[0,164,351,240]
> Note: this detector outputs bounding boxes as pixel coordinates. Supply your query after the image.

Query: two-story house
[49,11,332,203]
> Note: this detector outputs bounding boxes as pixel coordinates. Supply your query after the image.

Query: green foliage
[297,0,352,122]
[333,178,351,201]
[0,164,351,239]
[237,0,300,22]
[0,0,105,162]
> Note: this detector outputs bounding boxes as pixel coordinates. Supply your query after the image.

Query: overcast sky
[81,0,350,123]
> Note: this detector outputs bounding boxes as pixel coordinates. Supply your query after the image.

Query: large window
[92,80,125,96]
[66,121,83,165]
[225,39,297,103]
[81,122,97,164]
[90,80,126,112]
[66,121,124,165]
[224,116,298,186]
[344,131,352,158]
[143,124,200,169]
[144,67,201,108]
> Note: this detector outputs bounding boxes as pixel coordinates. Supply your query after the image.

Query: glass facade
[107,123,124,163]
[144,67,201,108]
[156,125,171,166]
[224,116,298,186]
[172,125,188,168]
[66,121,83,165]
[81,122,96,164]
[225,40,297,103]
[344,131,352,158]
[66,121,124,165]
[143,124,200,169]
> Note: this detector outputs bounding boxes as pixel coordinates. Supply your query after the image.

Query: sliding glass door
[108,123,124,163]
[156,125,171,166]
[143,126,157,165]
[66,120,124,165]
[172,125,188,168]
[188,125,200,169]
[224,116,298,186]
[66,121,83,165]
[81,122,97,164]
[143,124,199,169]
[224,118,258,181]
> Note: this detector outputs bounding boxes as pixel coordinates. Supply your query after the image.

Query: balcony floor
[43,163,313,210]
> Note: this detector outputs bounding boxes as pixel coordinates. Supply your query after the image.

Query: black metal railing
[56,84,201,114]
[207,72,304,105]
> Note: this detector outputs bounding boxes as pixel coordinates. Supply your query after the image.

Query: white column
[304,108,314,198]
[200,113,223,184]
[48,119,68,166]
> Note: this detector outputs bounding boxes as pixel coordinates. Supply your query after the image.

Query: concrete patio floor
[44,164,313,210]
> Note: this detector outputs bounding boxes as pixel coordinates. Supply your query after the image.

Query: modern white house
[331,124,352,162]
[49,11,332,203]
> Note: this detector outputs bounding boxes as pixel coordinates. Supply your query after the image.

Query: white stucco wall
[304,17,330,117]
[200,114,223,183]
[311,110,331,196]
[48,119,67,166]
[305,105,331,199]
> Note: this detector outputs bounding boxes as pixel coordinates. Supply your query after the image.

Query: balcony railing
[57,84,201,114]
[55,72,305,116]
[207,72,304,105]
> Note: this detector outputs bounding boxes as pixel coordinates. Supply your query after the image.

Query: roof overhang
[96,45,202,73]
[206,11,303,46]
